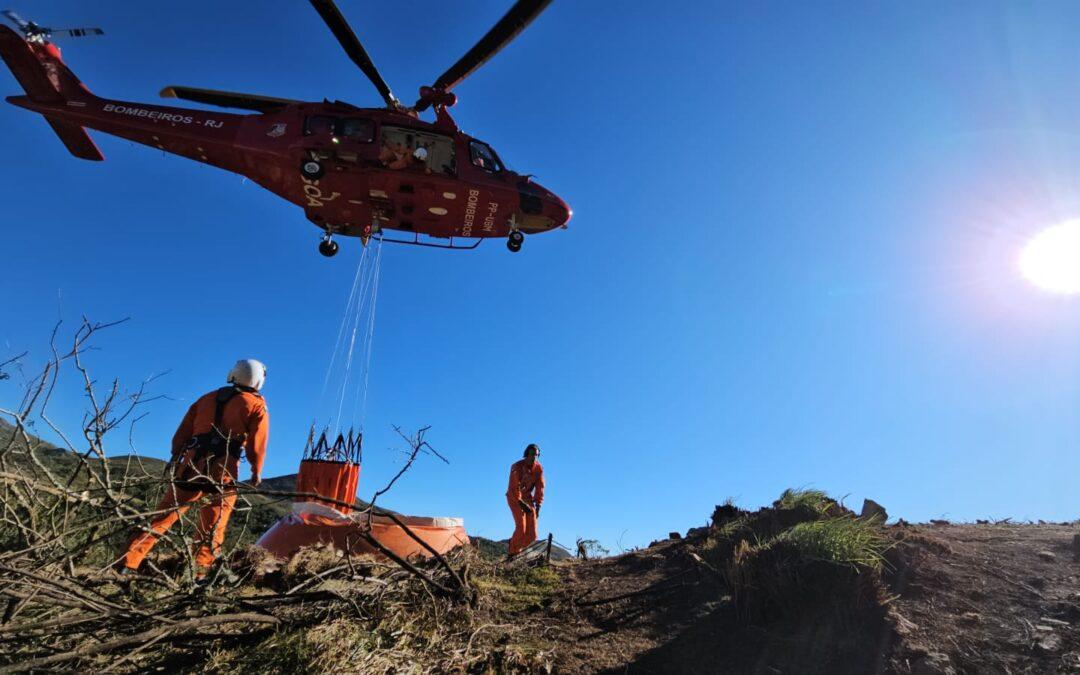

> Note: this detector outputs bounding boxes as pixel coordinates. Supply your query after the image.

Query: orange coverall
[506,458,545,556]
[122,388,269,570]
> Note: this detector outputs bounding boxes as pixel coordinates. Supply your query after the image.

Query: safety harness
[171,386,254,492]
[185,385,250,461]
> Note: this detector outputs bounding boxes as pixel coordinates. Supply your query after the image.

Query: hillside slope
[535,521,1080,673]
[3,419,1077,672]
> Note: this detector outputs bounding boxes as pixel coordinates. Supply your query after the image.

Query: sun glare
[1019,219,1080,294]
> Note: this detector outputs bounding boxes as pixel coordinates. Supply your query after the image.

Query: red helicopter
[0,2,571,256]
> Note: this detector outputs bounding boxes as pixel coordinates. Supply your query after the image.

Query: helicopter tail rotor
[1,10,28,32]
[2,10,103,43]
[50,27,104,39]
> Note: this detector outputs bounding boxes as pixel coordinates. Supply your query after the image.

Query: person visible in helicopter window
[410,146,432,174]
[379,138,409,169]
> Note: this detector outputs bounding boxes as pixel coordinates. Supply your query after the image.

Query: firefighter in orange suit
[506,443,545,557]
[119,359,269,577]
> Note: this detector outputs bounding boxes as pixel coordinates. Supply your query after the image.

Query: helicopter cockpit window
[340,118,374,143]
[304,115,336,137]
[469,140,502,172]
[379,125,456,176]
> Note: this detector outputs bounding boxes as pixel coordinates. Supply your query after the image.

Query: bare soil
[886,523,1080,674]
[523,522,1080,673]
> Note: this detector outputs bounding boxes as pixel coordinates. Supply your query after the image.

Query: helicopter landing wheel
[301,159,325,180]
[507,230,524,252]
[318,237,339,257]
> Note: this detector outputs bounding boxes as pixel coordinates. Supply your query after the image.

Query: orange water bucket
[295,459,361,513]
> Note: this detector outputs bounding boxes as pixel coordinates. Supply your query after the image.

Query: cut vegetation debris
[2,418,1078,671]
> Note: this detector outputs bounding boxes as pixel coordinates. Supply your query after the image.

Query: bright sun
[1020,219,1080,294]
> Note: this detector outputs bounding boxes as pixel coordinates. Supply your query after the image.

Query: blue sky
[3,1,1080,550]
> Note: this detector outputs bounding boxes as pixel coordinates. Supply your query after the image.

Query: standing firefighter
[506,443,545,557]
[119,359,270,577]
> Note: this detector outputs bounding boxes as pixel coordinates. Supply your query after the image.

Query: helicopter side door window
[469,140,501,172]
[380,126,456,176]
[304,115,337,137]
[339,118,374,143]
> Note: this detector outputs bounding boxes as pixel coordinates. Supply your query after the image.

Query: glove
[534,504,541,518]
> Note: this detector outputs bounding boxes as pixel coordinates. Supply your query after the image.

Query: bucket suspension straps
[302,425,363,464]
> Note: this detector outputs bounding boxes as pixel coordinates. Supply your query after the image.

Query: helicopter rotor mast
[414,0,553,111]
[161,0,556,117]
[306,0,554,114]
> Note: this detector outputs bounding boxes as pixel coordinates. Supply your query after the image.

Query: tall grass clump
[775,488,833,514]
[779,518,889,571]
[704,489,891,624]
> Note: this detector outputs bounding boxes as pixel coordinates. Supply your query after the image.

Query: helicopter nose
[516,179,571,232]
[549,194,572,228]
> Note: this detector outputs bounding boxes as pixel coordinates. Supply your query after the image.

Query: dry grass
[474,564,561,613]
[282,542,346,580]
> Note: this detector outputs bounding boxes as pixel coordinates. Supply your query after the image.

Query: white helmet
[227,359,267,391]
[412,147,428,162]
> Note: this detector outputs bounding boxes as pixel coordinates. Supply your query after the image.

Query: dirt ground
[886,523,1080,674]
[526,522,1080,674]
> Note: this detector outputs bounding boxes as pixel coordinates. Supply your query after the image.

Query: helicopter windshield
[380,126,455,176]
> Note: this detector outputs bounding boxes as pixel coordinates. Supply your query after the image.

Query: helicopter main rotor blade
[416,0,552,110]
[307,0,398,107]
[160,86,299,113]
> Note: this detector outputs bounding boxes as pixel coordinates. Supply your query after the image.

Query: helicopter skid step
[375,233,483,250]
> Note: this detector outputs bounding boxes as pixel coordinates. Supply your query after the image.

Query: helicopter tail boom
[0,24,102,160]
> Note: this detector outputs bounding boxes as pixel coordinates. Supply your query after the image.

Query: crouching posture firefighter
[506,443,545,557]
[119,359,269,576]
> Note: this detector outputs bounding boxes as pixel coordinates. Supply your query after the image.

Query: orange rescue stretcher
[256,431,468,559]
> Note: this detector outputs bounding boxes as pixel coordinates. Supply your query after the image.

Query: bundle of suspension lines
[314,239,384,439]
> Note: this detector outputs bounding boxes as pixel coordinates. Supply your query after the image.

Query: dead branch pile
[0,321,500,673]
